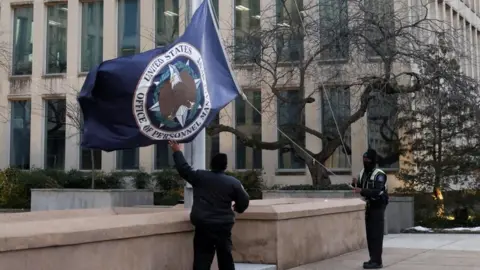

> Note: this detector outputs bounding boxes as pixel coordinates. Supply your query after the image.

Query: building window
[276,0,304,61]
[156,0,179,47]
[118,0,140,57]
[45,99,66,169]
[364,0,395,58]
[80,1,104,72]
[116,148,139,170]
[367,93,399,169]
[322,87,351,168]
[234,0,261,63]
[206,115,220,167]
[12,6,33,75]
[10,100,31,169]
[155,142,174,169]
[46,3,68,74]
[235,91,262,169]
[277,90,305,169]
[319,0,349,60]
[80,149,102,170]
[212,0,219,21]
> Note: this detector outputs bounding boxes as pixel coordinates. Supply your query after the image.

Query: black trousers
[193,223,235,270]
[365,204,386,264]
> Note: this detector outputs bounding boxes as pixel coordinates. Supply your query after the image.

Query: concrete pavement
[290,234,480,270]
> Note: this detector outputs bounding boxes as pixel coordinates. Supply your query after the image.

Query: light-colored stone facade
[0,0,479,189]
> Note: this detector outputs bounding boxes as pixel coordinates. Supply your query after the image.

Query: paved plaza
[291,234,480,270]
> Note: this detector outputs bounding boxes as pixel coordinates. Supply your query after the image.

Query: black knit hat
[363,149,377,161]
[210,153,228,171]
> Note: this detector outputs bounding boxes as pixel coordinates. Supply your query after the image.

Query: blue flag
[78,0,239,151]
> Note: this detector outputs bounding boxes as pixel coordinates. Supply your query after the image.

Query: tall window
[276,0,304,61]
[277,90,305,170]
[116,149,139,170]
[322,87,351,168]
[155,142,174,170]
[235,91,262,169]
[10,100,31,169]
[81,149,102,170]
[45,99,66,169]
[81,1,104,72]
[118,0,140,57]
[46,4,68,74]
[365,0,395,58]
[234,0,261,63]
[367,93,399,169]
[212,0,219,22]
[12,7,33,75]
[319,0,349,60]
[79,118,102,170]
[206,115,220,167]
[156,0,179,47]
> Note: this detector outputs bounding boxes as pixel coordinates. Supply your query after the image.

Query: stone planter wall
[262,190,414,234]
[31,189,153,211]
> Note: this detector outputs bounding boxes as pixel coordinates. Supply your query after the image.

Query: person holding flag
[78,0,248,268]
[169,140,249,270]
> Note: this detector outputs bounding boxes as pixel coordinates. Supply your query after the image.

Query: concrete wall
[0,199,366,270]
[30,189,153,211]
[262,191,414,234]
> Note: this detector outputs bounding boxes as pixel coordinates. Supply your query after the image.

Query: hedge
[0,168,264,209]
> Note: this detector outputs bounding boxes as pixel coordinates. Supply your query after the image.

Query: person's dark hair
[210,153,228,172]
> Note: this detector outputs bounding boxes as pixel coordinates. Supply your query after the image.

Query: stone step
[234,263,277,270]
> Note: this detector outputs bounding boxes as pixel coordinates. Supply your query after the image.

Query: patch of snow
[406,226,433,232]
[443,227,480,232]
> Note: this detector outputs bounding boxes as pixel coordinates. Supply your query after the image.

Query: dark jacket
[359,170,389,207]
[173,151,250,225]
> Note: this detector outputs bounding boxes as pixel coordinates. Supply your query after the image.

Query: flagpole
[184,0,205,209]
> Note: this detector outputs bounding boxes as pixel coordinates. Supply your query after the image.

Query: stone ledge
[238,198,365,220]
[0,210,193,252]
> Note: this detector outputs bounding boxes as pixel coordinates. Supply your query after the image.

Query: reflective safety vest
[358,168,388,198]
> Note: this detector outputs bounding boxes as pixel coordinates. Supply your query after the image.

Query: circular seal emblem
[133,42,211,141]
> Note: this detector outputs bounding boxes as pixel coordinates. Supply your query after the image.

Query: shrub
[0,168,59,209]
[153,169,184,205]
[226,170,264,199]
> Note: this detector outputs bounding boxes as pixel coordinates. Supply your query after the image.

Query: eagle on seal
[149,64,197,126]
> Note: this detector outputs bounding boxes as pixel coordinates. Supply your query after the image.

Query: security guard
[352,149,388,269]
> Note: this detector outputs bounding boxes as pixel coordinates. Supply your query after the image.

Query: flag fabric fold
[78,0,239,151]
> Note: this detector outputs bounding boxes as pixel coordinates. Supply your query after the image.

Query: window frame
[44,2,69,75]
[275,88,306,173]
[320,85,352,171]
[117,0,140,57]
[234,89,263,170]
[11,5,34,76]
[9,99,32,170]
[79,0,104,73]
[44,98,67,170]
[366,92,400,171]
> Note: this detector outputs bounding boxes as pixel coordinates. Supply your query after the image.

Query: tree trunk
[433,186,444,217]
[90,149,96,189]
[308,161,331,187]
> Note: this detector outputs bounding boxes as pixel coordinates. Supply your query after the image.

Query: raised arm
[233,183,250,214]
[169,141,198,186]
[360,173,387,198]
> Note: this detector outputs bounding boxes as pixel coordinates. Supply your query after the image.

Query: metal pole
[184,0,205,209]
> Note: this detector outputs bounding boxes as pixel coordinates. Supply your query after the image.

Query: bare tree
[207,0,473,186]
[397,41,480,215]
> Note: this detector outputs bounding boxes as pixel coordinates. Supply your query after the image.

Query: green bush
[226,170,264,199]
[0,167,266,208]
[0,168,59,209]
